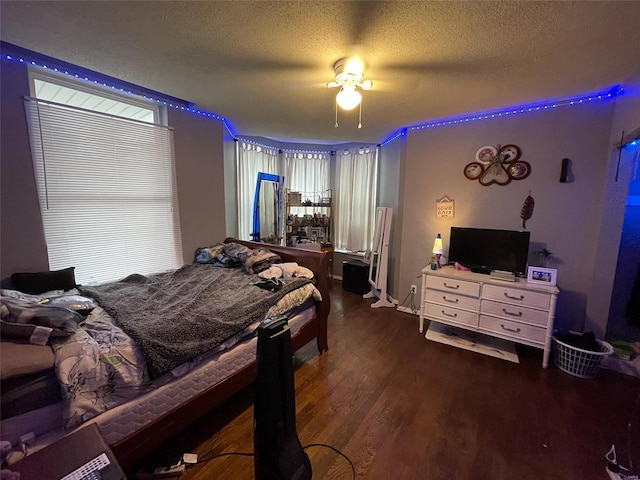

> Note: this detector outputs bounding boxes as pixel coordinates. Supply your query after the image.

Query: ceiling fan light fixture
[343,57,364,76]
[336,85,362,110]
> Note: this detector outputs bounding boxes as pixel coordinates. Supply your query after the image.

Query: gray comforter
[80,264,311,379]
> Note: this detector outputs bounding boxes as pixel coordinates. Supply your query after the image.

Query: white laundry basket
[552,334,613,379]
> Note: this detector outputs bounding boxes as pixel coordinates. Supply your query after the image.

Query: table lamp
[432,233,443,268]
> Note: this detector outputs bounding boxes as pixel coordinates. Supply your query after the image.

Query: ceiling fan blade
[347,1,393,46]
[380,58,491,76]
[288,80,335,91]
[204,51,318,73]
[363,78,421,93]
[327,81,341,88]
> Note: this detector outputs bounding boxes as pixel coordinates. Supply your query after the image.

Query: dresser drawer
[483,284,551,309]
[425,275,480,297]
[479,315,546,344]
[424,302,478,328]
[480,300,549,327]
[426,289,481,311]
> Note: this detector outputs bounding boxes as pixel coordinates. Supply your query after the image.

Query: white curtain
[284,152,330,194]
[236,142,279,240]
[334,146,379,252]
[24,97,182,285]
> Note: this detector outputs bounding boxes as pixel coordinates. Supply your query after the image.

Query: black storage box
[342,259,370,295]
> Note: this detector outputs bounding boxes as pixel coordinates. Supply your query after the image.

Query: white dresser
[419,265,559,367]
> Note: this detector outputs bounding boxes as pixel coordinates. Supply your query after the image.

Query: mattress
[1,303,316,453]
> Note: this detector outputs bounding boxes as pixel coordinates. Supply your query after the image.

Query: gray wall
[1,62,50,283]
[169,108,227,263]
[378,136,404,300]
[588,69,640,337]
[0,62,228,283]
[397,89,640,335]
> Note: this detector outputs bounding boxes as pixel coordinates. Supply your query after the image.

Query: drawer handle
[504,292,524,301]
[443,282,460,290]
[442,310,458,318]
[502,308,523,317]
[443,296,459,304]
[501,324,521,333]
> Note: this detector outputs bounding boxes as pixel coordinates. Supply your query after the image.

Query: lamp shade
[336,85,362,110]
[432,233,443,255]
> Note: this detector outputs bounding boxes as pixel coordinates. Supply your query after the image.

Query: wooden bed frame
[110,238,330,469]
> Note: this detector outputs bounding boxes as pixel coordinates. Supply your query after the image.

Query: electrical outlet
[411,284,417,294]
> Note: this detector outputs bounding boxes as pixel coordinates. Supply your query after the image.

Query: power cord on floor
[398,290,419,315]
[189,443,355,479]
[135,418,355,478]
[303,443,356,479]
[195,450,253,464]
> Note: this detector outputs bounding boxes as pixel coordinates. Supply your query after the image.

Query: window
[284,151,331,221]
[24,73,182,284]
[31,73,157,123]
[236,146,331,242]
[284,151,330,194]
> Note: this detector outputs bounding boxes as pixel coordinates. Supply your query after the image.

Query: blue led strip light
[2,42,626,149]
[407,86,624,133]
[1,42,237,137]
[380,128,407,147]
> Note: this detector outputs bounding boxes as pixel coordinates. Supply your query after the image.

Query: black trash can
[342,259,370,294]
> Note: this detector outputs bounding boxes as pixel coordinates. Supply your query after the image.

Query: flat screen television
[447,227,530,276]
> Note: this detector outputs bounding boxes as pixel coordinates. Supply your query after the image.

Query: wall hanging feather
[521,191,535,229]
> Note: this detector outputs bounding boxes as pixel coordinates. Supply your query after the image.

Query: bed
[0,238,330,469]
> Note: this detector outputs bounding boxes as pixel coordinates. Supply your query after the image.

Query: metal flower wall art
[464,144,531,186]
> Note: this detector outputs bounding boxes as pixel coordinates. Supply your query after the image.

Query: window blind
[24,97,182,285]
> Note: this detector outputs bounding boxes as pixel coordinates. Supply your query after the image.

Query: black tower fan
[254,316,312,480]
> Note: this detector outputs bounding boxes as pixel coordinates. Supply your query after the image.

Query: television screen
[447,227,530,276]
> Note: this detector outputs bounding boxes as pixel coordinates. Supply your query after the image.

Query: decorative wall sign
[436,196,455,218]
[464,144,531,186]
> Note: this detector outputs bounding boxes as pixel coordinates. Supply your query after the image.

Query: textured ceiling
[2,1,640,144]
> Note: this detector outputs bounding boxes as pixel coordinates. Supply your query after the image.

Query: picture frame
[527,266,557,286]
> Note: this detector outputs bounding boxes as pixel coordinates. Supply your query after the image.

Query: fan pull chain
[358,102,362,129]
[335,102,339,128]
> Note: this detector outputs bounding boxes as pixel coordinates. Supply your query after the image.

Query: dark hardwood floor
[132,283,640,479]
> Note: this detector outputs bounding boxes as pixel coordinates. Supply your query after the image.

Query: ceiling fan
[327,57,373,128]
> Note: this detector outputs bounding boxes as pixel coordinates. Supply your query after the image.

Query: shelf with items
[285,189,332,248]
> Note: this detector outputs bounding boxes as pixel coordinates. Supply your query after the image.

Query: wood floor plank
[131,283,640,479]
